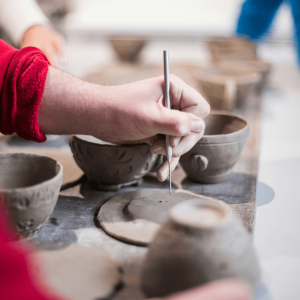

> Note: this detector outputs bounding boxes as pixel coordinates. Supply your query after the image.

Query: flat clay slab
[30,243,122,300]
[97,189,229,246]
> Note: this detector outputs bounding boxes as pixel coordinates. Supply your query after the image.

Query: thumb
[153,108,205,137]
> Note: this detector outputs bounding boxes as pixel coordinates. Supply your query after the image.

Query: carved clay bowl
[194,66,260,110]
[207,36,257,64]
[180,111,249,183]
[0,153,63,238]
[110,38,146,62]
[70,135,157,191]
[141,199,261,297]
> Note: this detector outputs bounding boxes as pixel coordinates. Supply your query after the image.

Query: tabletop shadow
[256,181,275,206]
[181,172,257,205]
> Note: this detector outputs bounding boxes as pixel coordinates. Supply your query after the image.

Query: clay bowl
[141,199,261,298]
[0,153,63,238]
[69,135,157,191]
[180,111,249,183]
[109,37,146,62]
[219,59,272,95]
[207,36,257,64]
[194,66,260,110]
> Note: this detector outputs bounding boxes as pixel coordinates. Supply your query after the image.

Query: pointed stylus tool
[163,50,172,196]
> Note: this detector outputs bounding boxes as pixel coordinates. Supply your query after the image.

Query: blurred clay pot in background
[180,112,249,183]
[207,36,257,64]
[110,37,146,62]
[194,66,260,110]
[148,63,201,90]
[70,135,157,191]
[0,153,63,238]
[219,60,272,95]
[141,199,261,298]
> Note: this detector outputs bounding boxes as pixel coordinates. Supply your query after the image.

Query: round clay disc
[97,189,229,246]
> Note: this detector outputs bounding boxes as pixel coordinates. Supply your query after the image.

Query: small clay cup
[141,199,261,298]
[207,36,257,64]
[0,153,63,238]
[70,135,157,190]
[194,67,260,110]
[180,111,249,183]
[110,37,146,62]
[219,59,272,95]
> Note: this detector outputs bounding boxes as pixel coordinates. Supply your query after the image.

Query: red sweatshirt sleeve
[0,39,49,142]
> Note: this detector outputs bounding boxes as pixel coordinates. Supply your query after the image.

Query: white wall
[63,0,293,40]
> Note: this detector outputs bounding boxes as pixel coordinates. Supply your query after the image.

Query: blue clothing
[236,0,300,64]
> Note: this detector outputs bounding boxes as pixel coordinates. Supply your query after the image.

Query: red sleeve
[0,202,66,300]
[0,39,49,142]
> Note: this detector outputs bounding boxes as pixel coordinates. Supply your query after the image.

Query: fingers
[156,156,179,182]
[43,47,58,68]
[151,132,203,158]
[150,279,251,300]
[169,74,210,118]
[52,31,66,57]
[153,108,205,137]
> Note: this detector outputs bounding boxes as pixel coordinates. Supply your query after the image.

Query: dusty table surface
[1,63,262,300]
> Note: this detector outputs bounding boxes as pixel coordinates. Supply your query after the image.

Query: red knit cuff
[1,47,50,142]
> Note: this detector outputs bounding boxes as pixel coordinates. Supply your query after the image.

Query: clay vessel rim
[193,67,261,84]
[170,199,232,229]
[0,153,63,193]
[73,135,149,148]
[220,59,272,69]
[200,111,249,142]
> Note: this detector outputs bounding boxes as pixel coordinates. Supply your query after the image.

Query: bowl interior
[171,200,228,229]
[0,154,59,189]
[75,135,117,146]
[204,114,247,135]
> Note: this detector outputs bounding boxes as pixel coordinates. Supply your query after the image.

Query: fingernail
[191,120,204,134]
[161,167,168,179]
[146,137,156,145]
[153,147,163,154]
[157,167,168,182]
[172,137,181,147]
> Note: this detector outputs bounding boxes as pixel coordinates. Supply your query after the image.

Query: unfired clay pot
[180,112,249,183]
[110,38,146,62]
[0,153,63,238]
[207,36,257,64]
[141,199,261,298]
[194,67,260,110]
[219,60,272,95]
[70,135,157,190]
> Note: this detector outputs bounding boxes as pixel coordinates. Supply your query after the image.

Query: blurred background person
[236,0,300,64]
[0,0,65,67]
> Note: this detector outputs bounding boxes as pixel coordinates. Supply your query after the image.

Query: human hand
[21,25,65,68]
[40,69,209,181]
[91,75,210,181]
[150,280,251,300]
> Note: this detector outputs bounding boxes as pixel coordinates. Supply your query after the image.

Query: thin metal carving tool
[163,50,172,196]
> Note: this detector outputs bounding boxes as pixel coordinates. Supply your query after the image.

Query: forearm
[39,67,112,137]
[39,67,208,148]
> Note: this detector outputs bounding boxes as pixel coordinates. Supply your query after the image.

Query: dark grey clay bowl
[70,135,157,190]
[180,111,249,183]
[0,153,63,238]
[141,199,261,298]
